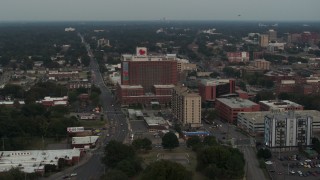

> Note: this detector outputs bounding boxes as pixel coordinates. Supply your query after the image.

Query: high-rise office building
[121,60,177,92]
[260,34,269,47]
[268,29,277,42]
[264,111,312,150]
[117,47,178,106]
[172,86,202,127]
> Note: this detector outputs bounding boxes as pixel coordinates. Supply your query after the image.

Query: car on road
[70,173,77,177]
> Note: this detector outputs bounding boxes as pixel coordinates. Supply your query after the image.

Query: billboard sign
[136,47,147,56]
[67,127,84,133]
[123,62,129,81]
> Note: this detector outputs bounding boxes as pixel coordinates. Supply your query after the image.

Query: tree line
[187,136,245,180]
[0,104,79,150]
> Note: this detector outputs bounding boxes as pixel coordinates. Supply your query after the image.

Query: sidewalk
[42,151,93,180]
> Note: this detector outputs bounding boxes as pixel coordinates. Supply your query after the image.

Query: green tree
[115,158,142,177]
[186,136,202,151]
[132,138,152,151]
[257,148,272,159]
[1,84,25,98]
[313,138,320,153]
[203,136,218,146]
[197,146,245,179]
[162,132,179,150]
[223,67,240,78]
[101,169,128,180]
[102,141,135,168]
[140,160,193,180]
[206,110,218,123]
[0,168,38,180]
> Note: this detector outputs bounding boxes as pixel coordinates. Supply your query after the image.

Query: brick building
[198,79,235,102]
[275,77,320,95]
[227,52,249,63]
[116,84,174,106]
[117,47,178,106]
[215,97,260,123]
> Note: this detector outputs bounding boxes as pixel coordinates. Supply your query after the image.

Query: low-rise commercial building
[38,96,68,107]
[259,100,304,111]
[71,136,99,149]
[227,52,250,63]
[0,149,82,174]
[253,59,270,70]
[144,116,169,132]
[237,111,270,136]
[67,79,91,89]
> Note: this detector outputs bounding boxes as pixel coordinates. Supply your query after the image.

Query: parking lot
[268,153,320,180]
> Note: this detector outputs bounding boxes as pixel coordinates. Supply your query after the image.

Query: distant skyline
[0,0,319,22]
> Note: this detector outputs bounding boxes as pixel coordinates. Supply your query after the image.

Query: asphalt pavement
[48,34,129,180]
[204,119,267,180]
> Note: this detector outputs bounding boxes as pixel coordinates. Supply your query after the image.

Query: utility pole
[42,136,45,150]
[2,137,4,151]
[2,137,7,151]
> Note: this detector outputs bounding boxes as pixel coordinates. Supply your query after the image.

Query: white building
[238,110,320,137]
[71,136,99,149]
[259,100,304,111]
[0,149,81,174]
[65,27,75,32]
[264,111,312,150]
[237,111,270,136]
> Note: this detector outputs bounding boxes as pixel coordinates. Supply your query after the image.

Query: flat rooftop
[260,100,303,109]
[72,136,99,145]
[144,116,167,126]
[154,84,175,88]
[239,110,320,125]
[200,79,231,86]
[216,97,258,108]
[0,149,81,173]
[238,111,272,124]
[119,85,143,89]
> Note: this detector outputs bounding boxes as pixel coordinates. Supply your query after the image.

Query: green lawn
[79,119,106,128]
[79,71,89,79]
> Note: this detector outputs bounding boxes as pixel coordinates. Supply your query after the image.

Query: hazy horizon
[1,0,319,22]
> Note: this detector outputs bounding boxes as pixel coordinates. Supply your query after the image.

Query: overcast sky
[0,0,319,21]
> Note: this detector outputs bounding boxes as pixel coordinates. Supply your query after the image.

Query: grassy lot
[79,71,89,79]
[79,119,106,128]
[138,147,209,180]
